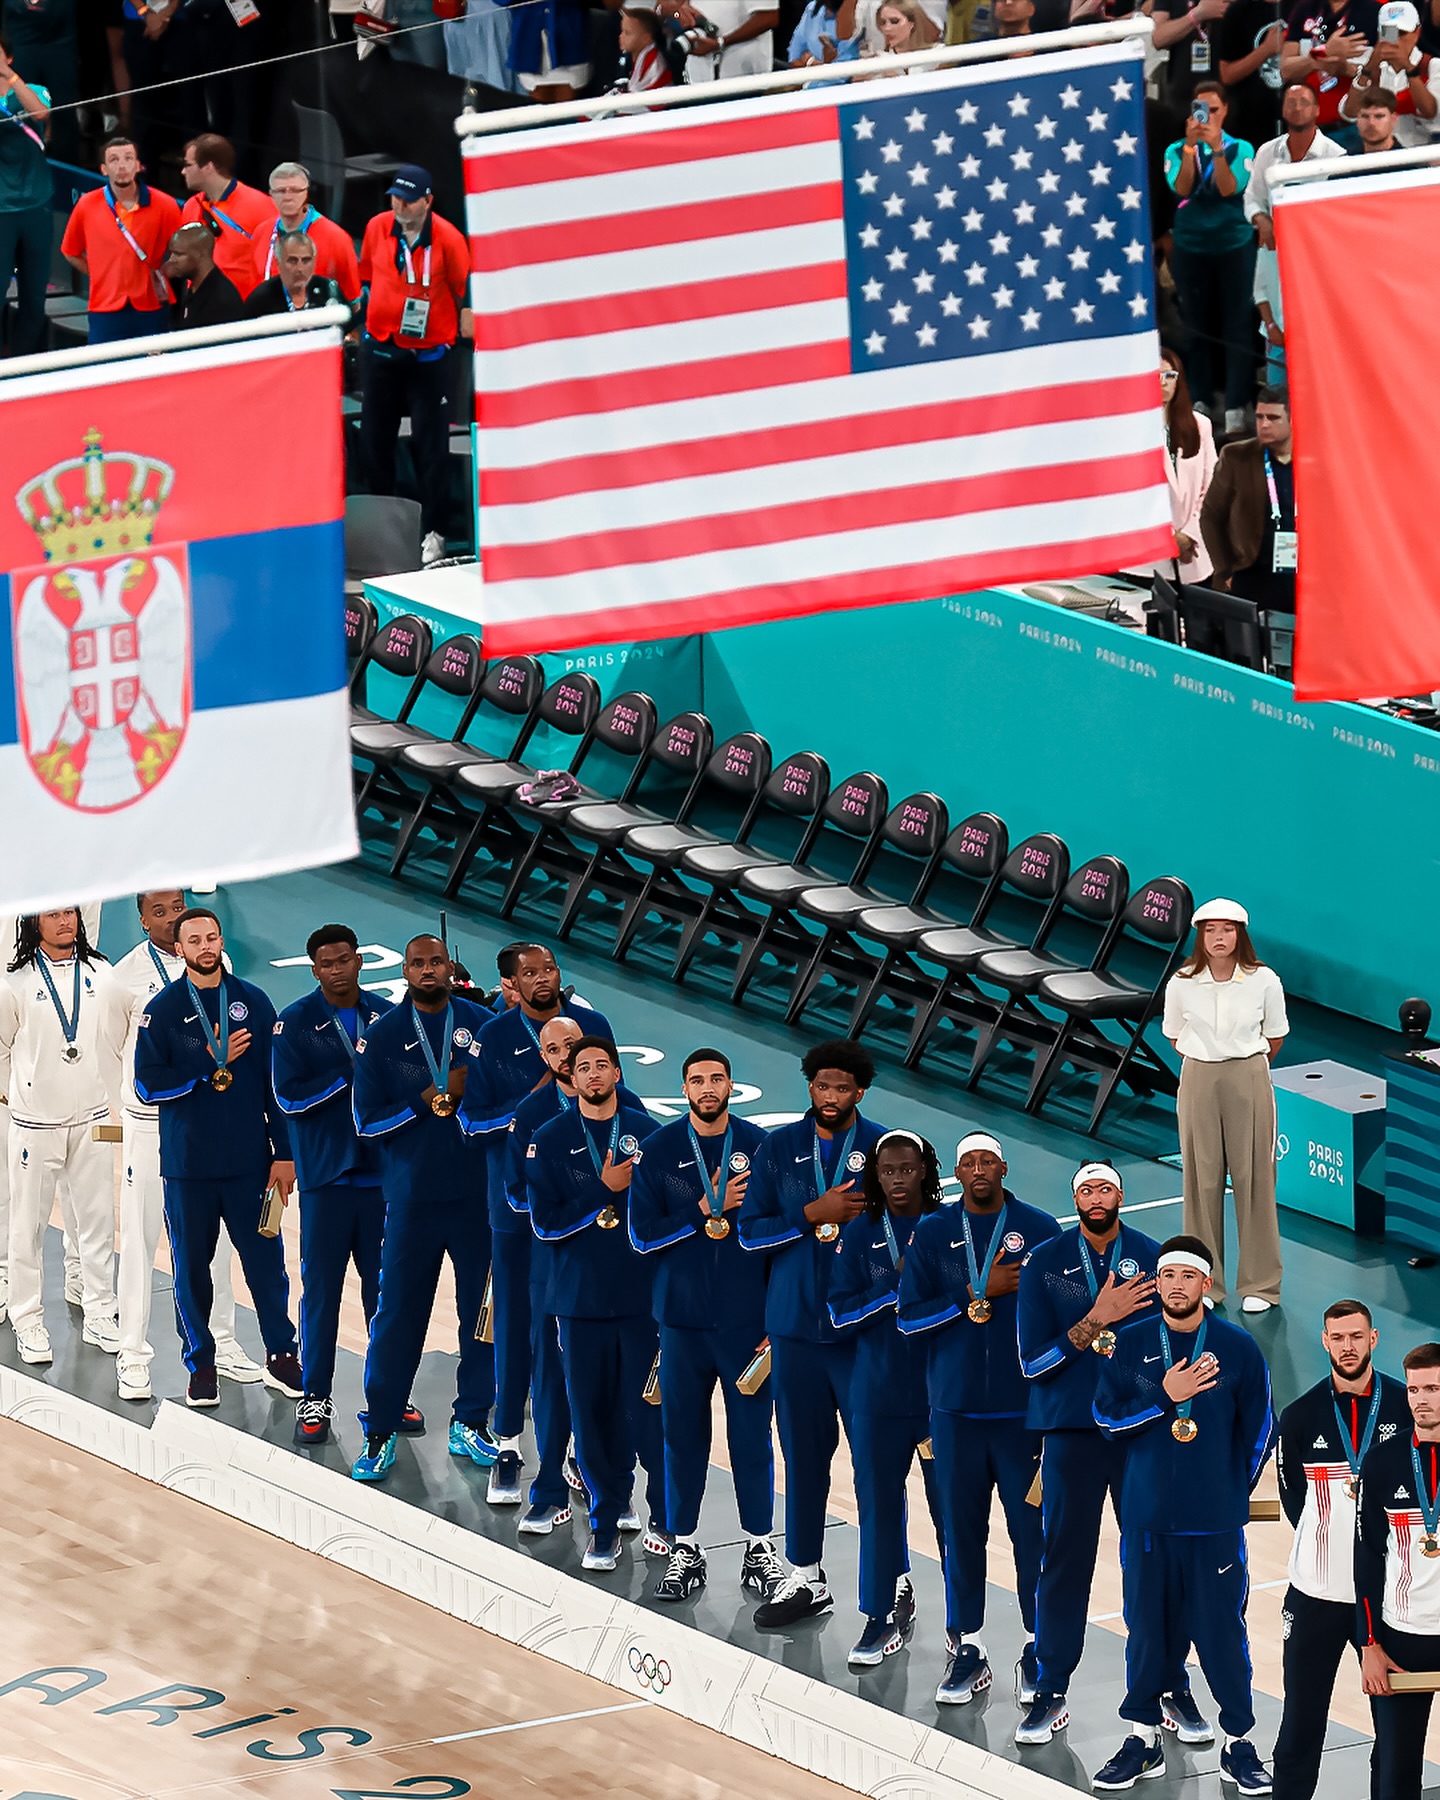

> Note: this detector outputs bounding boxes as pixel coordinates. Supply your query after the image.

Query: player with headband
[1091,1235,1275,1793]
[1016,1164,1209,1749]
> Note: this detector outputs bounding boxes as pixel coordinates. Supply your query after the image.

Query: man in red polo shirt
[253,160,361,300]
[179,131,275,300]
[358,164,472,567]
[61,135,182,344]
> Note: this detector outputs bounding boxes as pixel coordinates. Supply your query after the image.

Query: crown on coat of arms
[16,429,175,563]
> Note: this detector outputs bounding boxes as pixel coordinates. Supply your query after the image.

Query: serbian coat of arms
[13,428,191,812]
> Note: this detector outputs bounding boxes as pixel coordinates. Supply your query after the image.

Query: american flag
[463,41,1174,654]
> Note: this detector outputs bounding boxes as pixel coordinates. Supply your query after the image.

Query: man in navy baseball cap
[386,164,433,202]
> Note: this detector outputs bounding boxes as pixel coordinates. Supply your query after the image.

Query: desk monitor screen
[1147,572,1181,644]
[1180,583,1266,671]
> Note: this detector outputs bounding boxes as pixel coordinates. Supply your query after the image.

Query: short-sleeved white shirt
[683,0,774,81]
[1162,962,1289,1062]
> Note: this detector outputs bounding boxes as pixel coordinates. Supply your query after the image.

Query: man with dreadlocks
[0,908,128,1365]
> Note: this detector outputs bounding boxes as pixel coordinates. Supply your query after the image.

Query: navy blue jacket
[135,974,290,1181]
[271,986,392,1191]
[629,1114,770,1338]
[736,1111,887,1344]
[351,995,491,1209]
[897,1193,1061,1416]
[1094,1311,1275,1535]
[502,1081,574,1314]
[829,1208,932,1416]
[527,1096,658,1320]
[1018,1222,1162,1433]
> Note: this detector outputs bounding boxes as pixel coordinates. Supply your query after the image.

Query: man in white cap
[1091,1235,1275,1794]
[898,1131,1061,1706]
[1339,2,1436,147]
[1016,1165,1210,1748]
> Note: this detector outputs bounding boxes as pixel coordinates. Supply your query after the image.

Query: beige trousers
[1178,1052,1283,1305]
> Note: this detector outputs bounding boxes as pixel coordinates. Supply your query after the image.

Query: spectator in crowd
[1201,385,1297,609]
[61,133,180,343]
[1243,81,1343,379]
[1340,0,1436,137]
[358,164,472,568]
[1163,898,1288,1315]
[121,0,200,173]
[1,0,78,163]
[1281,0,1380,147]
[0,32,52,358]
[993,0,1037,38]
[610,7,679,86]
[1148,0,1234,138]
[874,0,941,52]
[1254,260,1285,384]
[1158,348,1217,582]
[1218,0,1287,149]
[245,230,350,319]
[1163,79,1257,437]
[253,161,361,301]
[505,0,592,99]
[1349,79,1404,142]
[658,0,778,81]
[789,0,861,64]
[164,221,244,329]
[180,132,276,301]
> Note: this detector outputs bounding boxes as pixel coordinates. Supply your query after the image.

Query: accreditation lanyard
[583,1110,621,1181]
[187,977,229,1070]
[962,1204,1008,1304]
[399,235,432,290]
[1334,1383,1382,1487]
[1263,450,1293,525]
[105,184,150,263]
[1159,1315,1207,1428]
[412,1000,453,1091]
[1411,1438,1440,1545]
[812,1121,856,1197]
[38,954,82,1052]
[688,1123,731,1225]
[206,195,253,239]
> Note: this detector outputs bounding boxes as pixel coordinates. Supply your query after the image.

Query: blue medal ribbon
[583,1111,621,1182]
[1159,1315,1207,1428]
[1411,1438,1440,1546]
[962,1203,1008,1307]
[1077,1231,1112,1301]
[329,1001,367,1061]
[186,975,229,1070]
[812,1121,857,1197]
[1333,1383,1382,1490]
[147,941,177,987]
[38,954,83,1053]
[411,1000,453,1092]
[879,1211,907,1270]
[688,1123,732,1223]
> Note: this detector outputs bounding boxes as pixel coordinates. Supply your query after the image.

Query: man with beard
[527,1036,662,1572]
[350,935,497,1484]
[134,909,301,1409]
[112,891,259,1402]
[630,1047,779,1605]
[462,945,611,1507]
[738,1039,886,1628]
[1016,1166,1211,1748]
[1271,1301,1407,1799]
[1092,1237,1274,1794]
[898,1133,1061,1706]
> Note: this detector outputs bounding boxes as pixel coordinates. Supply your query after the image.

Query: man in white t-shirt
[661,0,778,81]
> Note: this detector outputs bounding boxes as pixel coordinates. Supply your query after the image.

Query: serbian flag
[1277,166,1440,701]
[0,331,356,914]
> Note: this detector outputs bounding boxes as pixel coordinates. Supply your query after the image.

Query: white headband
[1073,1162,1123,1194]
[1156,1250,1212,1275]
[876,1129,929,1151]
[956,1132,1004,1162]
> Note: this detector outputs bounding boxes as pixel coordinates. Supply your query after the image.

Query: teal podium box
[1383,1054,1440,1256]
[1273,1060,1386,1235]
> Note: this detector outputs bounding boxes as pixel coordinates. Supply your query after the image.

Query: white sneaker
[215,1342,264,1383]
[117,1357,152,1401]
[1240,1296,1274,1315]
[422,530,446,566]
[83,1316,122,1353]
[64,1275,83,1307]
[16,1324,52,1364]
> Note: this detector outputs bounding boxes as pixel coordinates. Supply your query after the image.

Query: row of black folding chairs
[345,601,1195,1133]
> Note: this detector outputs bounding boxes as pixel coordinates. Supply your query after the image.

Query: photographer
[657,0,778,81]
[1339,0,1436,140]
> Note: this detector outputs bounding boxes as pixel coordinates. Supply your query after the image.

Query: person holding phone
[788,0,861,63]
[1340,0,1436,139]
[1280,0,1381,143]
[0,31,52,358]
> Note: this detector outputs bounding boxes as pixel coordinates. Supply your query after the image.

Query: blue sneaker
[351,1432,397,1483]
[1161,1688,1214,1745]
[1091,1735,1165,1790]
[1016,1638,1040,1705]
[448,1420,500,1467]
[1218,1740,1272,1795]
[936,1637,992,1706]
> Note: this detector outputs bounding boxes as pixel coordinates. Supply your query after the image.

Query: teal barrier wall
[701,589,1438,1029]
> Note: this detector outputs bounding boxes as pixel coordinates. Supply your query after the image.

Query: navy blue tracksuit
[629,1114,773,1541]
[503,1083,577,1510]
[527,1097,662,1538]
[1017,1222,1162,1694]
[1095,1312,1275,1737]
[460,1000,612,1442]
[135,974,296,1373]
[737,1111,887,1569]
[352,997,495,1441]
[830,1208,943,1621]
[898,1193,1062,1637]
[272,986,393,1399]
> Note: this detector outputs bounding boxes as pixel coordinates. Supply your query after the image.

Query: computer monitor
[1146,573,1181,644]
[1179,583,1266,671]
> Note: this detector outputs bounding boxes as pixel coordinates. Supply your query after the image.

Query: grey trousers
[1178,1052,1282,1305]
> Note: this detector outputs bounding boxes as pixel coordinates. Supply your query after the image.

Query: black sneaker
[1091,1735,1165,1790]
[293,1395,333,1447]
[1218,1740,1272,1795]
[564,1452,589,1501]
[487,1451,524,1505]
[936,1637,992,1705]
[399,1401,426,1435]
[1014,1693,1070,1745]
[740,1538,787,1601]
[753,1567,833,1629]
[1016,1638,1040,1705]
[654,1543,707,1601]
[186,1366,219,1408]
[892,1576,916,1643]
[263,1352,304,1399]
[1161,1687,1214,1745]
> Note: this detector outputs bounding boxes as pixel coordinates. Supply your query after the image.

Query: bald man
[163,223,243,330]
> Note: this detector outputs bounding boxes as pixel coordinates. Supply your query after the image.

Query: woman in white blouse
[1162,898,1288,1315]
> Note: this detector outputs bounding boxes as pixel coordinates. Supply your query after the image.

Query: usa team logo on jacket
[13,430,191,813]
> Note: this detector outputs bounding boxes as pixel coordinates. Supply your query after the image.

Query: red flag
[1277,167,1440,701]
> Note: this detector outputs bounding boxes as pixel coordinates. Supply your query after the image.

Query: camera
[673,13,721,50]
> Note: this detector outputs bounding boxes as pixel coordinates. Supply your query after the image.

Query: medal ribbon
[687,1123,731,1224]
[1334,1384,1382,1486]
[812,1121,856,1200]
[582,1111,621,1182]
[411,1000,453,1093]
[38,954,82,1051]
[1411,1438,1440,1542]
[329,1001,369,1062]
[147,941,177,986]
[1159,1315,1208,1429]
[962,1203,1009,1307]
[186,976,230,1070]
[1076,1231,1114,1301]
[879,1211,909,1270]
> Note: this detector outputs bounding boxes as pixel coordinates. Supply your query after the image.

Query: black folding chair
[964,854,1130,1090]
[1026,876,1195,1130]
[784,791,950,1028]
[349,613,433,808]
[352,634,486,822]
[345,594,378,708]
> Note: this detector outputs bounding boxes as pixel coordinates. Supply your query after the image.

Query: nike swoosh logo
[1063,1265,1082,1275]
[403,1040,419,1051]
[1143,1355,1162,1364]
[569,1147,588,1156]
[871,1241,887,1250]
[950,1240,965,1250]
[183,1013,198,1024]
[794,1155,809,1164]
[315,1022,329,1031]
[513,1047,530,1055]
[1218,1564,1234,1575]
[677,1160,695,1169]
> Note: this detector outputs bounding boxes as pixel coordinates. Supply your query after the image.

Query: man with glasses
[253,161,360,300]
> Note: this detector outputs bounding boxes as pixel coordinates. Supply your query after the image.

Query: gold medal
[430,1091,457,1117]
[968,1297,993,1324]
[1093,1329,1117,1357]
[1172,1416,1199,1443]
[597,1205,620,1230]
[1345,1477,1359,1500]
[210,1067,233,1092]
[1425,1537,1440,1558]
[705,1216,730,1240]
[815,1222,839,1243]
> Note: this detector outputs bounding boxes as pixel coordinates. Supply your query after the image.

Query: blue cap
[387,164,433,201]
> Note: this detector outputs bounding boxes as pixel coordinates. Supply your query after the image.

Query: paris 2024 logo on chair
[13,427,191,813]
